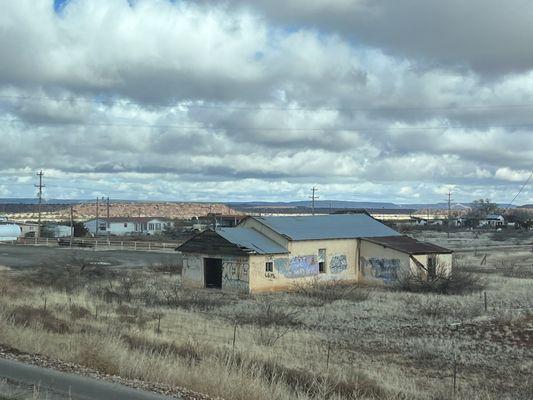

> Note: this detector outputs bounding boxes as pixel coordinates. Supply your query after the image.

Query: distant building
[176,214,453,293]
[192,214,247,231]
[84,217,175,236]
[0,223,21,241]
[44,224,73,238]
[17,222,41,238]
[479,214,505,227]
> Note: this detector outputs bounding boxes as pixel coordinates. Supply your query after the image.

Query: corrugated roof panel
[253,214,401,240]
[362,236,453,255]
[216,227,288,254]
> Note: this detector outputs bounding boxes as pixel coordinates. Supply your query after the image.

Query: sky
[0,0,532,204]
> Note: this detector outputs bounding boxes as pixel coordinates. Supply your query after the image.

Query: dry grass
[0,235,532,400]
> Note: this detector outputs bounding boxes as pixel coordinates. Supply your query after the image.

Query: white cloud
[0,0,532,204]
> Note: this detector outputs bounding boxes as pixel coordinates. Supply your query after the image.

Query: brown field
[0,230,532,400]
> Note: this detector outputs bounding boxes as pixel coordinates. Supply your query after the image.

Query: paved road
[0,358,179,400]
[0,244,181,269]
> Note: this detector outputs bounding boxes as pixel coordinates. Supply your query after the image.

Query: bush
[291,278,370,304]
[8,306,70,334]
[496,262,533,279]
[69,304,91,320]
[395,265,485,295]
[123,335,201,363]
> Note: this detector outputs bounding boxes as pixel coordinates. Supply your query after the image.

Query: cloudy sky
[0,0,532,204]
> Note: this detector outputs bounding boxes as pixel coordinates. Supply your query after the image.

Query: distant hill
[0,200,240,221]
[228,200,517,211]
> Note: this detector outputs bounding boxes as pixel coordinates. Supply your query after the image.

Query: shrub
[224,350,387,399]
[291,278,370,304]
[122,335,201,363]
[395,265,485,295]
[496,262,533,279]
[8,306,70,334]
[155,284,232,310]
[69,304,91,320]
[77,341,119,375]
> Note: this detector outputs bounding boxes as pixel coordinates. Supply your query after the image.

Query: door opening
[204,258,223,289]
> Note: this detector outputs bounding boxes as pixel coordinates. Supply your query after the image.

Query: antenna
[309,186,319,215]
[34,170,45,235]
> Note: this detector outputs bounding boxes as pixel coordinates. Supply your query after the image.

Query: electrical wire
[4,93,533,113]
[2,117,533,133]
[505,170,533,209]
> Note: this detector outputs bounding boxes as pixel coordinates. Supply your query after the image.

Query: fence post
[149,242,151,251]
[134,242,137,250]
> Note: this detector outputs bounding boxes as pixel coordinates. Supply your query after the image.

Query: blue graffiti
[368,258,401,284]
[330,255,347,273]
[276,256,318,278]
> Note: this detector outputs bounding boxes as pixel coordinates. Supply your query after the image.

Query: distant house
[191,214,247,231]
[43,224,73,238]
[17,222,41,238]
[479,214,505,227]
[176,214,453,293]
[84,217,175,236]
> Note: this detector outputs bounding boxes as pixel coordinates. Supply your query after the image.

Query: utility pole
[35,170,45,237]
[309,186,319,215]
[69,205,74,247]
[106,197,110,238]
[447,190,453,238]
[95,197,99,236]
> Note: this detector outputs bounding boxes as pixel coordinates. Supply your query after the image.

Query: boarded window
[318,249,326,273]
[265,261,273,273]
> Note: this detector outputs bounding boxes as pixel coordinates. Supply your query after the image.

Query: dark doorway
[204,258,223,289]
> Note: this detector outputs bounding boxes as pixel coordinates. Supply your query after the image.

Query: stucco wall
[181,253,251,292]
[360,240,453,284]
[248,239,358,293]
[359,240,411,284]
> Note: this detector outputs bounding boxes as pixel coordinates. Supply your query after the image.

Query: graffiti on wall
[366,257,401,284]
[222,260,249,289]
[276,255,318,278]
[330,255,348,273]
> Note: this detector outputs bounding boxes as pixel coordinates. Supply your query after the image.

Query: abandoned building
[176,214,453,293]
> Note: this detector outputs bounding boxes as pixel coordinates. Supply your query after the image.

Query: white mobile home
[84,217,174,236]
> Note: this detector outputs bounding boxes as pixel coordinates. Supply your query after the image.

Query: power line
[5,93,533,113]
[505,170,533,210]
[2,117,533,133]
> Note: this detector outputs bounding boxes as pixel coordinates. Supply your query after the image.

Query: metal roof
[216,227,288,254]
[362,236,453,255]
[252,214,401,241]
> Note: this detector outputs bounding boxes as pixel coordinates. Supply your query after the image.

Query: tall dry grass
[0,257,532,400]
